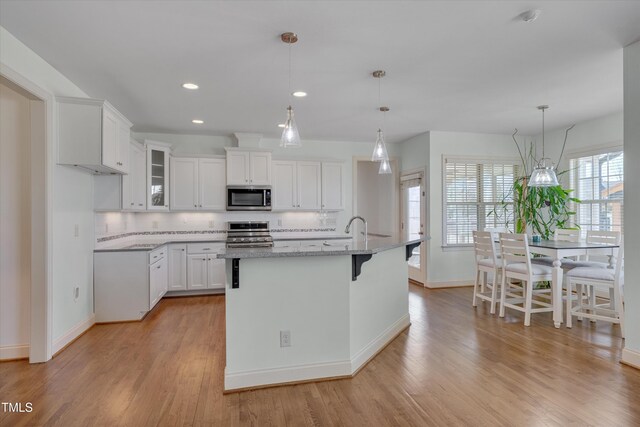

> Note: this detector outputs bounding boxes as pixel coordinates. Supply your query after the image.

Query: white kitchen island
[219,236,423,392]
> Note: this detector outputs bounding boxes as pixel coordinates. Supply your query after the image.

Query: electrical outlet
[280,330,291,347]
[152,221,159,229]
[74,224,79,237]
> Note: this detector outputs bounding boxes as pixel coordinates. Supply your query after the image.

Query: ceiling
[2,1,639,143]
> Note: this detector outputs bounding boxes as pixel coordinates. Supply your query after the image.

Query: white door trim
[1,62,54,363]
[400,167,428,285]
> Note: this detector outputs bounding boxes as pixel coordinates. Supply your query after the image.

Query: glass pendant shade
[379,159,392,174]
[528,158,559,187]
[371,129,389,161]
[280,106,301,147]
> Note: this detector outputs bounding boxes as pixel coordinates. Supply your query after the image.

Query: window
[443,158,518,246]
[570,150,623,234]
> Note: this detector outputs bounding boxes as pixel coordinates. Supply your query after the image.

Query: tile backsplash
[94,211,339,244]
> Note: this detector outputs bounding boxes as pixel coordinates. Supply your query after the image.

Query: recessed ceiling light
[182,83,199,90]
[292,91,307,97]
[192,119,204,124]
[278,123,286,128]
[520,9,541,22]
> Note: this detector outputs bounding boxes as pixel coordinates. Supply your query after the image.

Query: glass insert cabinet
[146,142,171,211]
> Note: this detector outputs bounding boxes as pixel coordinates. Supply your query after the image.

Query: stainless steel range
[226,221,274,248]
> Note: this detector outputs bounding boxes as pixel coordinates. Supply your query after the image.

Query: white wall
[356,161,396,236]
[1,25,95,348]
[0,82,31,358]
[622,39,640,367]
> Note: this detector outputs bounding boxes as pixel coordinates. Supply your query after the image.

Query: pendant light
[372,70,391,174]
[528,105,559,187]
[280,32,301,147]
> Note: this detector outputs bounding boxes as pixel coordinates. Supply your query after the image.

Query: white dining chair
[499,233,554,326]
[532,228,580,268]
[566,243,625,336]
[472,231,503,314]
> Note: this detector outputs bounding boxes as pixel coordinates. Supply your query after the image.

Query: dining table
[528,239,620,328]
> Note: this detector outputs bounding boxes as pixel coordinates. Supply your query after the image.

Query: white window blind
[569,150,623,234]
[443,158,517,246]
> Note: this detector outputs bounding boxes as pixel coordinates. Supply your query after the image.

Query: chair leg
[576,283,584,322]
[566,279,573,328]
[472,269,480,307]
[589,287,597,322]
[490,269,499,314]
[499,273,507,318]
[524,280,533,327]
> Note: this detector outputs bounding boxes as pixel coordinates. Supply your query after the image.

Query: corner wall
[622,39,640,367]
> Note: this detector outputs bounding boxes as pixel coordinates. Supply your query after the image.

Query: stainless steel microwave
[226,186,272,211]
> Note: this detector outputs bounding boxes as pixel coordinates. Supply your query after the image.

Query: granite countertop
[218,236,428,259]
[94,234,354,252]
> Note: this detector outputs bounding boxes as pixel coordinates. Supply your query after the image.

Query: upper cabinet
[170,157,226,211]
[122,140,147,211]
[273,160,343,211]
[146,141,171,211]
[225,148,271,186]
[57,97,132,174]
[321,162,344,210]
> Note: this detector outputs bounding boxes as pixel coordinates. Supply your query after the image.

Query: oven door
[227,187,271,211]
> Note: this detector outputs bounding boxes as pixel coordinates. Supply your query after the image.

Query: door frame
[1,63,54,363]
[400,167,428,285]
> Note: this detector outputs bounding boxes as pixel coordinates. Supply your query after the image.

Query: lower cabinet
[149,254,168,309]
[169,242,226,292]
[168,244,188,290]
[187,255,225,290]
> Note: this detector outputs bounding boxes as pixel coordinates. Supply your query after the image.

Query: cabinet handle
[297,204,300,207]
[139,203,143,206]
[181,249,185,251]
[203,258,206,261]
[156,265,161,269]
[194,204,197,207]
[131,203,134,206]
[203,248,211,251]
[164,205,168,207]
[199,204,202,207]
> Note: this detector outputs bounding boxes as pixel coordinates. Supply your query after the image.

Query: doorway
[0,70,51,363]
[401,171,426,284]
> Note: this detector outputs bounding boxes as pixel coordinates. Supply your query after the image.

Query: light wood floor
[2,284,640,426]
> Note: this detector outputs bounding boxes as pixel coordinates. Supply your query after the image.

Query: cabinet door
[321,162,344,210]
[132,144,147,210]
[207,256,226,290]
[170,157,198,210]
[122,145,134,210]
[149,258,166,309]
[117,122,130,173]
[297,161,321,210]
[148,147,169,210]
[168,245,187,291]
[187,254,208,289]
[102,108,119,170]
[250,152,272,185]
[199,158,226,210]
[272,161,297,210]
[226,152,249,185]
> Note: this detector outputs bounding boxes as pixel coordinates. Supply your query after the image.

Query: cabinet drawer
[187,242,225,254]
[150,246,166,264]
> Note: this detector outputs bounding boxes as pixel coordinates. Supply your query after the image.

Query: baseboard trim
[224,360,352,392]
[52,314,95,356]
[350,314,411,373]
[0,344,29,361]
[621,348,640,370]
[426,280,473,289]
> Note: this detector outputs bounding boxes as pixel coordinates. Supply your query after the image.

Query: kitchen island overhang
[218,236,425,392]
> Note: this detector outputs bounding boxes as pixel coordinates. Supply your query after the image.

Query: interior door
[401,172,426,284]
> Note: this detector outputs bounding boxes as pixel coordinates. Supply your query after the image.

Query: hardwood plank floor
[2,284,640,426]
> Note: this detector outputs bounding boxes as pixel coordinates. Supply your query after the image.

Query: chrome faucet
[345,216,367,240]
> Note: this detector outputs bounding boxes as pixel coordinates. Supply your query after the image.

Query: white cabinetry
[186,243,225,290]
[122,140,147,211]
[57,97,132,174]
[170,157,225,211]
[149,248,168,309]
[321,162,344,210]
[272,160,322,210]
[168,244,187,291]
[225,149,271,185]
[146,141,171,211]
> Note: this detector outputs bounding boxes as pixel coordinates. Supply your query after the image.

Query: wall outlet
[152,221,159,229]
[280,330,291,347]
[74,286,79,301]
[209,220,215,228]
[74,224,79,237]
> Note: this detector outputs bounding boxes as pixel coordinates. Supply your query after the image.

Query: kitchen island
[218,236,424,392]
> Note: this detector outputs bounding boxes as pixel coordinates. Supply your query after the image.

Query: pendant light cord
[542,107,545,159]
[288,39,292,105]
